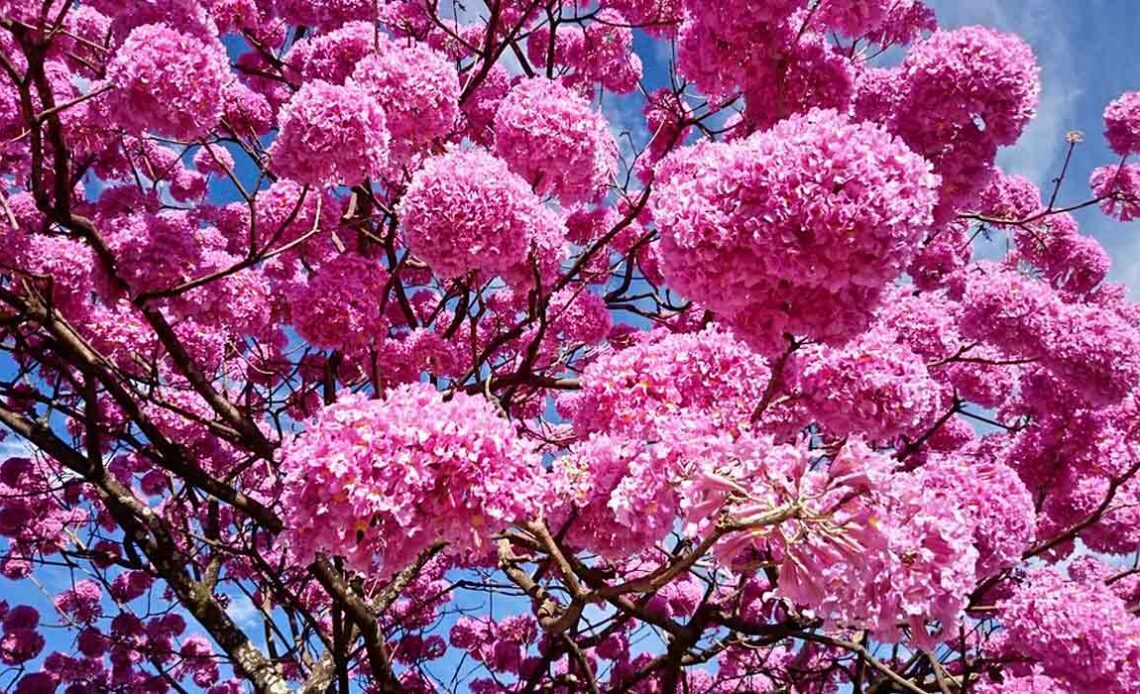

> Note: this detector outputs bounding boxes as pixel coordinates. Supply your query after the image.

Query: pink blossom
[995,568,1140,693]
[286,21,376,84]
[1103,91,1140,156]
[54,580,103,623]
[350,41,460,157]
[285,253,389,352]
[559,325,770,439]
[653,108,938,353]
[398,147,562,279]
[493,78,619,205]
[279,384,555,575]
[1091,163,1140,221]
[268,80,390,187]
[796,326,942,441]
[105,23,229,139]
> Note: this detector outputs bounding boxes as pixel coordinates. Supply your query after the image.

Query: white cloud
[226,593,263,628]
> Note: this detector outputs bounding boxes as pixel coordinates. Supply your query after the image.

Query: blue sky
[928,0,1140,289]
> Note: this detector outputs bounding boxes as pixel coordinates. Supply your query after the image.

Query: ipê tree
[0,0,1139,692]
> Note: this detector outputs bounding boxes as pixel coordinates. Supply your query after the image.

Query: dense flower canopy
[0,0,1139,692]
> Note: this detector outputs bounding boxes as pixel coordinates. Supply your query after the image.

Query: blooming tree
[1,0,1140,692]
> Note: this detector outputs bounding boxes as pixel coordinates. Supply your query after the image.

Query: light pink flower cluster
[1091,164,1140,221]
[976,170,1042,222]
[1104,91,1140,156]
[351,40,460,157]
[557,434,682,559]
[398,147,562,279]
[285,253,389,352]
[919,454,1034,578]
[105,23,230,139]
[994,568,1140,693]
[558,325,771,438]
[678,7,856,128]
[493,78,618,205]
[269,80,390,187]
[286,21,375,84]
[674,0,801,103]
[104,209,216,294]
[893,26,1040,209]
[653,108,938,353]
[279,384,551,575]
[959,263,1140,406]
[683,437,978,644]
[525,10,642,94]
[796,326,942,441]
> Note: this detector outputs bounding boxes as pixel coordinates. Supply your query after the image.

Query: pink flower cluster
[959,263,1140,406]
[285,253,389,353]
[54,580,103,623]
[1104,91,1140,156]
[105,23,230,139]
[796,326,942,441]
[994,568,1140,693]
[674,0,801,104]
[398,147,564,279]
[279,384,553,575]
[653,108,938,352]
[1,604,43,665]
[276,0,372,29]
[683,436,979,643]
[351,40,460,158]
[557,434,684,558]
[286,21,375,84]
[493,78,619,205]
[269,80,390,187]
[1091,164,1140,221]
[525,10,643,94]
[558,325,770,438]
[892,26,1040,210]
[919,453,1035,579]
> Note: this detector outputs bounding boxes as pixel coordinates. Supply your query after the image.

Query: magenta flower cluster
[279,384,553,575]
[653,108,939,352]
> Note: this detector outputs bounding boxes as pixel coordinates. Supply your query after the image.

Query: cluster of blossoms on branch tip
[0,0,1140,692]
